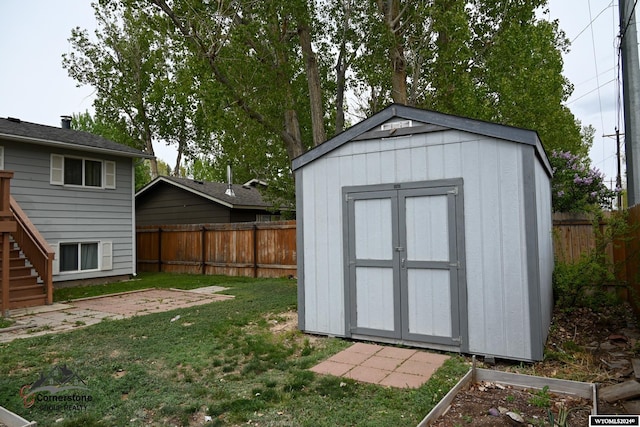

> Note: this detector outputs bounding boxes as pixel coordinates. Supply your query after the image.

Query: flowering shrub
[550,150,619,212]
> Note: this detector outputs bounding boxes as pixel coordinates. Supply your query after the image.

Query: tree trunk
[141,116,158,178]
[334,1,352,135]
[390,45,408,104]
[298,24,326,147]
[378,0,408,104]
[335,48,346,134]
[284,109,304,160]
[174,137,184,177]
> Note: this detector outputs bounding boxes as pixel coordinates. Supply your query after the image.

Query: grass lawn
[0,272,468,426]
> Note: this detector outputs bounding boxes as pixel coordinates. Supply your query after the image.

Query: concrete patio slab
[0,287,234,343]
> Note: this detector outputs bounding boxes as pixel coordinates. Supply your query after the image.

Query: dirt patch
[433,381,591,426]
[268,311,298,333]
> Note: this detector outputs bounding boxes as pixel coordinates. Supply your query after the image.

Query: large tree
[63,1,208,178]
[66,0,590,206]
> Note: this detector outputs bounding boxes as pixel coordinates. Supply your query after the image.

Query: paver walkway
[310,342,449,389]
[0,287,233,343]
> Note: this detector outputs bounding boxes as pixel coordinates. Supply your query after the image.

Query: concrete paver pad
[310,343,450,389]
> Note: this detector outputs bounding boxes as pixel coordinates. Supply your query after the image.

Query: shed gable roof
[136,176,273,210]
[0,117,153,158]
[292,104,551,175]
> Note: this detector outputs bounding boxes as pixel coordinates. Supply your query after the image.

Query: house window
[51,154,116,189]
[59,242,99,272]
[53,241,112,274]
[0,146,4,170]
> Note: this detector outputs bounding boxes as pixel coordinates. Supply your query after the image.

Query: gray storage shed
[292,104,554,362]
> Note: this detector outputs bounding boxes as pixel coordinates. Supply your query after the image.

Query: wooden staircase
[0,240,47,308]
[0,171,54,316]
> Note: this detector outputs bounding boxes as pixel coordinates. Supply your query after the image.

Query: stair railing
[9,195,54,307]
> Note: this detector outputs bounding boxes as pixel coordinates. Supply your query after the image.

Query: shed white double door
[344,180,465,348]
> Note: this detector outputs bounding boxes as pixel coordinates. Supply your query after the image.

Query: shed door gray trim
[343,179,467,348]
[523,148,543,361]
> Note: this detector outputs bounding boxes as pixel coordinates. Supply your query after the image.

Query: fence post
[158,227,162,273]
[253,223,258,278]
[202,226,206,275]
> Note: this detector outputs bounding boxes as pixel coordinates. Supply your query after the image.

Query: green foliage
[551,150,619,213]
[553,254,619,309]
[0,317,15,328]
[547,403,588,427]
[553,211,629,310]
[62,0,588,209]
[528,385,551,408]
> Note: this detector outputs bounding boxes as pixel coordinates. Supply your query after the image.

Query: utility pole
[605,129,625,209]
[617,128,623,209]
[620,0,640,206]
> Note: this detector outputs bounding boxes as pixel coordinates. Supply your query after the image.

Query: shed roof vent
[381,120,412,131]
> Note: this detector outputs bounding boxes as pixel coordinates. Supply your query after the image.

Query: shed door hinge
[448,187,458,195]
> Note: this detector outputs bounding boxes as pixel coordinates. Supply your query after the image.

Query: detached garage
[292,104,554,362]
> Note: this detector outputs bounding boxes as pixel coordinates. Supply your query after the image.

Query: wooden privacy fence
[136,221,296,278]
[552,212,614,264]
[137,211,640,294]
[552,207,640,315]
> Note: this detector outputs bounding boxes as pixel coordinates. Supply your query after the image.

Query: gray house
[292,104,554,362]
[135,176,277,226]
[0,116,152,306]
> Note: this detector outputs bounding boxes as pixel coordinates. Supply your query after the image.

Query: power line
[566,78,615,105]
[570,1,615,42]
[588,0,607,152]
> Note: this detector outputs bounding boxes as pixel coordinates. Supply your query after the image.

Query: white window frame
[50,154,116,189]
[52,241,113,275]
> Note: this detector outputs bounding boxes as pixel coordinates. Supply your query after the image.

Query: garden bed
[0,406,36,427]
[418,365,596,426]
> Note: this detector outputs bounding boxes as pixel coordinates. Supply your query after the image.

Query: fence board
[552,208,640,317]
[136,221,297,278]
[552,212,614,264]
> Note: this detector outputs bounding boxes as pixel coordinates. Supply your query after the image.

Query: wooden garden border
[417,364,597,426]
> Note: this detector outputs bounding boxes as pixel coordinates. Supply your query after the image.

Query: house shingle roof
[0,117,153,158]
[137,176,273,209]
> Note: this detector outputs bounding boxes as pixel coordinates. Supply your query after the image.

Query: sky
[0,0,630,188]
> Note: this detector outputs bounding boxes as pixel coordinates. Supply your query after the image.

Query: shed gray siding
[535,154,555,343]
[297,126,552,361]
[2,139,136,282]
